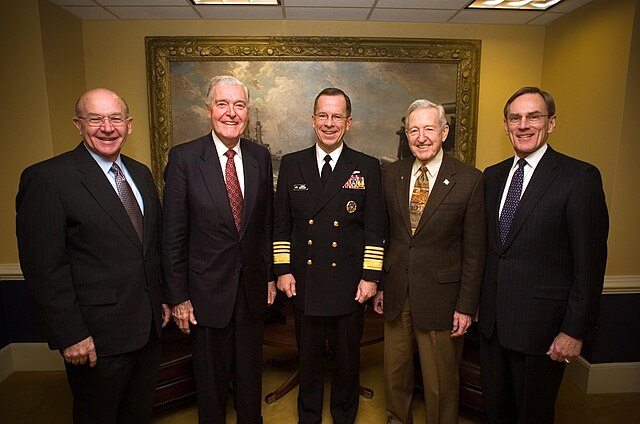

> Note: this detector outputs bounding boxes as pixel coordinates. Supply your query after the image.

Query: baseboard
[565,356,640,393]
[0,343,64,383]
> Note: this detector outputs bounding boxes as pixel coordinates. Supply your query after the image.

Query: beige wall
[542,0,638,274]
[1,0,637,279]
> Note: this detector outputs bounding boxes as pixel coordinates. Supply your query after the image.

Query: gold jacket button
[307,240,313,246]
[309,219,315,225]
[333,221,339,227]
[331,262,337,267]
[307,259,313,265]
[331,242,338,248]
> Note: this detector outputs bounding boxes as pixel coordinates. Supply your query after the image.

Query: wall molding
[1,263,639,292]
[0,263,23,281]
[566,355,640,393]
[0,343,64,383]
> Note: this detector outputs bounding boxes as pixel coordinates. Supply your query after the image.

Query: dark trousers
[64,327,161,424]
[479,331,566,424]
[294,306,364,424]
[192,284,264,424]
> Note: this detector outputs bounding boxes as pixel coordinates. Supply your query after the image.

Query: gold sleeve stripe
[273,241,291,264]
[363,245,384,271]
[363,258,383,271]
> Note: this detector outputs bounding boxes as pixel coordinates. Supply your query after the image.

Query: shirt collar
[511,143,548,171]
[211,131,241,159]
[411,147,444,179]
[83,142,122,175]
[316,143,344,165]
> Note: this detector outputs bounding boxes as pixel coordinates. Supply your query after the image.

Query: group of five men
[16,77,608,424]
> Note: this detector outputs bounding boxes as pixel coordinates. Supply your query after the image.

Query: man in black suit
[162,75,275,424]
[478,86,609,423]
[273,87,386,424]
[16,88,170,423]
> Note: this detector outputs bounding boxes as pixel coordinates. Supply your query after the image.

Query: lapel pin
[443,179,450,185]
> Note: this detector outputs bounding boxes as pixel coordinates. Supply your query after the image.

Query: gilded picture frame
[145,36,481,190]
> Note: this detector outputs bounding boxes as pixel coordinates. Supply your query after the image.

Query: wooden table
[263,302,384,404]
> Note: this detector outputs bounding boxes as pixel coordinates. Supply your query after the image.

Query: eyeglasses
[506,112,548,125]
[314,113,347,123]
[76,114,130,127]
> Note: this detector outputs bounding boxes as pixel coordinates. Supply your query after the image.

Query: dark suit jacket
[478,145,609,355]
[273,144,385,316]
[16,143,164,357]
[382,152,486,330]
[162,134,273,327]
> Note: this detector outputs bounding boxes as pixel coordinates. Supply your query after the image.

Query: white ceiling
[47,0,595,25]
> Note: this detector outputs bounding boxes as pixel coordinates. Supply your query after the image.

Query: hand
[267,281,276,305]
[277,273,297,298]
[172,300,197,334]
[355,280,377,304]
[547,332,582,363]
[451,311,472,337]
[373,291,384,314]
[62,336,97,367]
[161,303,172,328]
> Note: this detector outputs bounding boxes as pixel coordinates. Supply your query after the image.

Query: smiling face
[504,92,556,158]
[312,94,352,154]
[207,83,248,148]
[406,106,449,163]
[73,89,132,162]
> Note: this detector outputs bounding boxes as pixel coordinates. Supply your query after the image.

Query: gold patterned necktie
[409,165,429,236]
[110,163,143,241]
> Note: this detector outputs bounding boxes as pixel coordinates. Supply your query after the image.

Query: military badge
[346,200,357,213]
[293,184,309,191]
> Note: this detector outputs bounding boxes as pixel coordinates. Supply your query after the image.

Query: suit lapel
[490,160,511,252]
[313,144,355,216]
[298,147,322,205]
[502,147,559,250]
[394,158,413,236]
[123,156,155,254]
[73,144,142,249]
[239,139,259,239]
[198,135,238,235]
[414,153,456,236]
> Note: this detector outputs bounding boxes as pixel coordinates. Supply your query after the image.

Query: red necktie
[224,150,243,232]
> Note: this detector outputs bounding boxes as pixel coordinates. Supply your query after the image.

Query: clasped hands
[277,273,377,304]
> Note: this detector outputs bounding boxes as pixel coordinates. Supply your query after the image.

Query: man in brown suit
[373,99,486,424]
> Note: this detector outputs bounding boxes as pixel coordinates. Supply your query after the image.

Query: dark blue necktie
[499,158,526,245]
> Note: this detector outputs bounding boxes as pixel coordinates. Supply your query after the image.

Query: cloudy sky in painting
[170,60,457,161]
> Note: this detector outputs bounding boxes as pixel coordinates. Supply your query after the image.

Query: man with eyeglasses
[372,99,486,424]
[16,88,171,423]
[478,86,609,423]
[273,87,385,423]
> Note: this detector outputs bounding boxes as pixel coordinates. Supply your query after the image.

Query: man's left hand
[547,332,582,363]
[451,311,472,337]
[161,303,172,328]
[355,280,377,304]
[267,281,276,305]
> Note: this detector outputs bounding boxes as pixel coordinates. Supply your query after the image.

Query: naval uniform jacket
[273,144,385,316]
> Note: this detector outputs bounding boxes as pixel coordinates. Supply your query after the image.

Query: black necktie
[321,154,332,187]
[110,163,143,241]
[499,158,527,245]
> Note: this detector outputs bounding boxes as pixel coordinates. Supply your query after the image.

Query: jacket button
[333,221,339,227]
[331,262,337,267]
[499,255,505,260]
[309,219,314,225]
[307,259,313,265]
[331,241,337,248]
[307,240,313,246]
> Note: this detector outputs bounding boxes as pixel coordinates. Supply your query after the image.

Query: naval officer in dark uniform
[273,87,385,424]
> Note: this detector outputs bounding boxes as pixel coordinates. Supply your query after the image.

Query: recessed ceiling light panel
[466,0,563,10]
[191,0,280,5]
